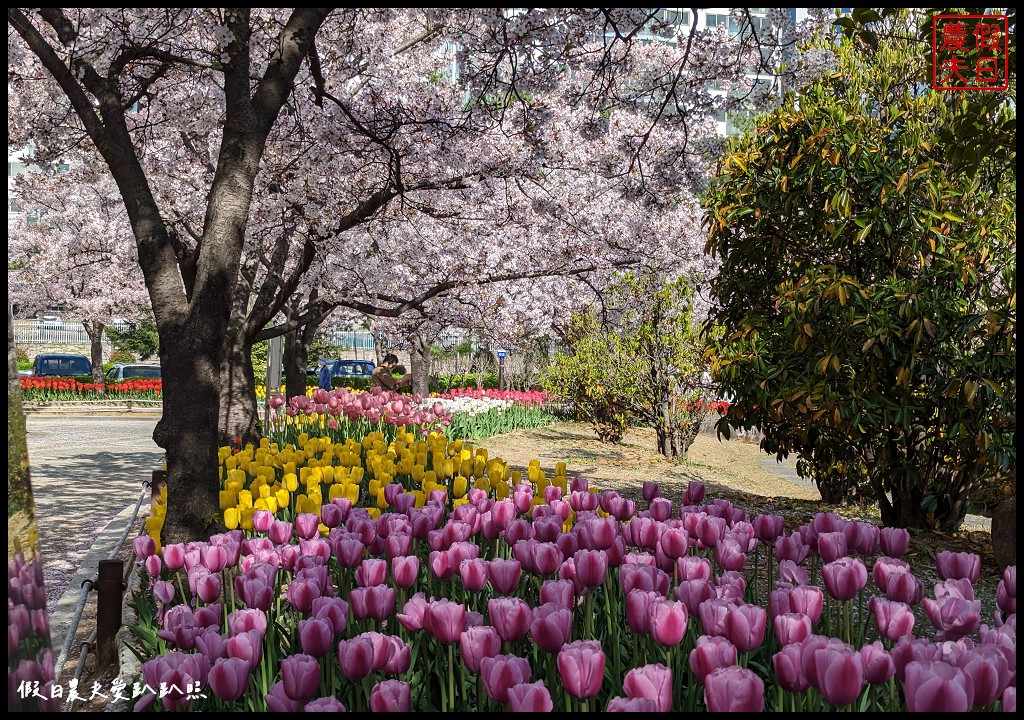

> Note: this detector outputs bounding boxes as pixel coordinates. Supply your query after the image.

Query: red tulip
[623,663,672,712]
[557,640,606,699]
[904,660,974,712]
[689,635,738,683]
[704,666,765,712]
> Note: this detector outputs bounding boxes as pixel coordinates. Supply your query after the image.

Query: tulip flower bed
[19,376,163,402]
[429,391,563,440]
[129,421,1017,713]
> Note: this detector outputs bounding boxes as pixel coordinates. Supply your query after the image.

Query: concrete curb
[25,405,162,416]
[50,497,145,672]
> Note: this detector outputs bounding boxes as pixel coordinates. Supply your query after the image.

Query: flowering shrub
[432,389,553,408]
[132,427,1017,713]
[19,376,162,401]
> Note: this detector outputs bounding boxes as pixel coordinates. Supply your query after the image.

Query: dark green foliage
[106,320,159,361]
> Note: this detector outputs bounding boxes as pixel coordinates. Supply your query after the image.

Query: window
[659,9,690,27]
[706,13,728,29]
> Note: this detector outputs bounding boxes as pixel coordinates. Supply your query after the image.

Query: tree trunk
[218,333,259,446]
[409,334,431,398]
[82,319,106,384]
[879,469,971,533]
[153,329,223,544]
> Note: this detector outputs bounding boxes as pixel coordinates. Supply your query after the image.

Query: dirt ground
[483,421,821,503]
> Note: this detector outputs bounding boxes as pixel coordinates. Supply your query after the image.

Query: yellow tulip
[223,508,239,530]
[555,461,567,477]
[259,484,271,500]
[238,490,253,508]
[254,498,269,511]
[453,497,469,508]
[474,477,490,492]
[284,473,298,492]
[265,496,278,514]
[240,507,256,531]
[276,489,290,509]
[452,476,468,498]
[328,484,347,502]
[510,470,522,485]
[413,491,427,508]
[366,507,381,520]
[342,483,360,504]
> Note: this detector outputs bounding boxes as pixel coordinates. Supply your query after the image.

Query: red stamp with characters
[932,14,1009,90]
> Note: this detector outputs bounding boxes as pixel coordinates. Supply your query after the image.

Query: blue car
[309,359,376,379]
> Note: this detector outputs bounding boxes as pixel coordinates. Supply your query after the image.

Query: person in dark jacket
[317,359,333,391]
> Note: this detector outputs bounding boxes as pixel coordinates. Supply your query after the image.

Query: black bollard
[95,559,125,671]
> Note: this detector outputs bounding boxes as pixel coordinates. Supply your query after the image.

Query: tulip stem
[448,644,455,711]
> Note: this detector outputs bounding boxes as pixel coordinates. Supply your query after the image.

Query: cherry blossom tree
[8,166,149,383]
[9,8,829,540]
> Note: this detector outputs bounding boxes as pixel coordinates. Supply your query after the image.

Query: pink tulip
[674,578,715,618]
[752,514,785,544]
[195,573,222,604]
[428,550,455,580]
[281,653,320,702]
[134,535,156,559]
[532,543,564,575]
[1002,687,1016,713]
[649,599,688,647]
[698,598,736,638]
[860,641,895,685]
[714,537,747,572]
[572,549,608,589]
[333,537,364,568]
[677,556,712,581]
[530,602,572,653]
[557,640,606,699]
[370,680,411,712]
[226,629,263,672]
[623,663,672,712]
[461,558,489,592]
[251,510,274,533]
[163,543,186,570]
[772,643,808,692]
[507,681,553,712]
[704,666,764,712]
[879,527,910,557]
[299,617,334,658]
[870,597,916,641]
[936,551,981,583]
[778,559,809,586]
[884,570,924,605]
[821,557,867,601]
[935,577,975,601]
[540,579,575,609]
[480,654,532,704]
[349,585,395,622]
[695,515,727,548]
[227,607,268,637]
[461,625,501,674]
[775,533,811,564]
[312,597,349,636]
[295,513,320,540]
[682,481,706,505]
[488,597,532,642]
[642,481,661,502]
[626,590,661,635]
[208,656,250,702]
[801,635,853,689]
[424,599,465,644]
[724,603,767,652]
[338,636,375,681]
[606,696,658,711]
[621,563,670,596]
[816,532,847,563]
[891,637,943,681]
[904,660,975,712]
[356,558,388,587]
[811,645,864,706]
[689,635,738,683]
[923,596,981,640]
[488,559,522,594]
[391,555,419,590]
[773,612,812,646]
[264,680,302,712]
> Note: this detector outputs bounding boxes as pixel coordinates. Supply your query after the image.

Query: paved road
[24,414,163,612]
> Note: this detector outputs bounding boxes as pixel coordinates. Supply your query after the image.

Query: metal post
[498,355,506,390]
[95,559,125,671]
[265,334,282,429]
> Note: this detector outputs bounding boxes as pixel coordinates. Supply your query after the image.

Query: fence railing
[13,320,116,350]
[15,320,472,354]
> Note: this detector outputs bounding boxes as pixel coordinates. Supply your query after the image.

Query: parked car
[307,359,376,379]
[37,314,63,329]
[31,353,92,377]
[105,363,161,381]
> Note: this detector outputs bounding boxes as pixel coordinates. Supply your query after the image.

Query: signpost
[495,348,507,390]
[264,335,282,430]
